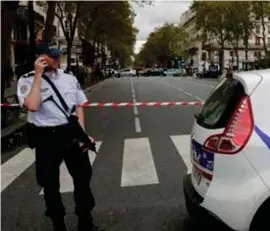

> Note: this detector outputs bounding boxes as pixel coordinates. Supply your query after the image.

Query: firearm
[68,115,98,154]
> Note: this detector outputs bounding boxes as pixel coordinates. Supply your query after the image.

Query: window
[255,14,260,21]
[255,51,261,57]
[197,79,245,129]
[255,25,260,34]
[201,52,207,61]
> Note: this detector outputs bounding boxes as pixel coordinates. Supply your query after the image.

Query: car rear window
[197,78,245,129]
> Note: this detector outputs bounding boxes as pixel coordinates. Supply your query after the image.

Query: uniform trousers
[34,124,95,220]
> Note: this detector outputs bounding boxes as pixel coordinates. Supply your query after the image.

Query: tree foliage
[78,1,137,67]
[191,0,270,70]
[134,23,188,67]
[253,1,270,55]
[191,1,229,72]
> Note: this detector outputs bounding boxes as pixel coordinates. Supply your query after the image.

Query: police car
[183,69,270,231]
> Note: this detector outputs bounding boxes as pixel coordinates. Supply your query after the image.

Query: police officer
[17,43,101,231]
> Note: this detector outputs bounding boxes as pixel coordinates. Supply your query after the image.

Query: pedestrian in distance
[16,42,103,231]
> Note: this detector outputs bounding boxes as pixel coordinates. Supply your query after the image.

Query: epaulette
[63,69,76,77]
[22,71,35,78]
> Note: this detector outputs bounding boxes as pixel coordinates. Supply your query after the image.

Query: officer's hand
[79,136,96,153]
[79,142,88,153]
[34,56,48,75]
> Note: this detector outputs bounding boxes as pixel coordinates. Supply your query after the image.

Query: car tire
[250,198,270,231]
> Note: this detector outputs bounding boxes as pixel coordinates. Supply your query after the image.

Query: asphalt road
[1,76,221,231]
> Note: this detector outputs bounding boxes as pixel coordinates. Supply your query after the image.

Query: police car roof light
[203,95,254,155]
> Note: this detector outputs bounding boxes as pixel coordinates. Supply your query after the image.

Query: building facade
[10,1,59,77]
[179,9,270,73]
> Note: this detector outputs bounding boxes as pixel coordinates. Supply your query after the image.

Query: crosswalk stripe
[121,138,159,187]
[39,141,102,194]
[2,135,193,193]
[170,135,192,173]
[1,148,35,192]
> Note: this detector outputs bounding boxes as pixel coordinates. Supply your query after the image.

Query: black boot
[51,217,67,231]
[77,215,104,231]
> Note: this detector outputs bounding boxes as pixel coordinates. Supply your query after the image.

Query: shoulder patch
[20,84,29,94]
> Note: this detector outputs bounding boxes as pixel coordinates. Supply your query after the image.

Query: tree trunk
[219,43,225,76]
[43,1,56,43]
[66,39,72,72]
[27,1,36,72]
[236,40,239,71]
[1,1,19,101]
[260,7,268,55]
[244,29,249,60]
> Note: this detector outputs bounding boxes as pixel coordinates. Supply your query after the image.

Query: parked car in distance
[163,69,182,77]
[120,69,136,77]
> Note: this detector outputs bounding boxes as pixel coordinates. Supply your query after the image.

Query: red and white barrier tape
[1,101,204,108]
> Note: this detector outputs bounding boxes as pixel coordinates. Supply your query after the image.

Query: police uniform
[17,69,96,230]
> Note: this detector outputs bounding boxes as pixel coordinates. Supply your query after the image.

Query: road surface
[1,76,225,231]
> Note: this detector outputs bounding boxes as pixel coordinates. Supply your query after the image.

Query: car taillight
[203,96,254,154]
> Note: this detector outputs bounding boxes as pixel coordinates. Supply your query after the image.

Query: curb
[84,78,111,93]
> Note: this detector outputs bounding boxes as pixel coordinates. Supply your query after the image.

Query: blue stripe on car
[191,139,214,171]
[254,126,270,149]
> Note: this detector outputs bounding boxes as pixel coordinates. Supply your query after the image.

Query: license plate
[193,168,202,185]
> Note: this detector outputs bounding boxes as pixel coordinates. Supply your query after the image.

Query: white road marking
[170,135,192,174]
[1,148,35,192]
[40,142,102,194]
[121,138,159,187]
[133,106,138,115]
[130,78,142,133]
[161,81,198,99]
[2,135,196,192]
[184,79,216,89]
[184,91,192,96]
[196,96,204,100]
[134,117,142,133]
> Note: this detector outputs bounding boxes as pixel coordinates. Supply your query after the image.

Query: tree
[27,0,36,72]
[54,1,81,71]
[1,1,20,100]
[253,1,270,56]
[192,1,229,74]
[43,1,57,43]
[134,23,188,67]
[78,1,137,68]
[225,2,252,69]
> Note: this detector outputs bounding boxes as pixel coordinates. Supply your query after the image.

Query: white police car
[183,69,270,231]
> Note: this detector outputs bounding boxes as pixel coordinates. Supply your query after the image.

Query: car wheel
[250,198,270,231]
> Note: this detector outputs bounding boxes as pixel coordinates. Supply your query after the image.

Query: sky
[131,0,192,54]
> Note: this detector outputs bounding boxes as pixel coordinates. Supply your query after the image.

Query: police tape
[1,101,204,107]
